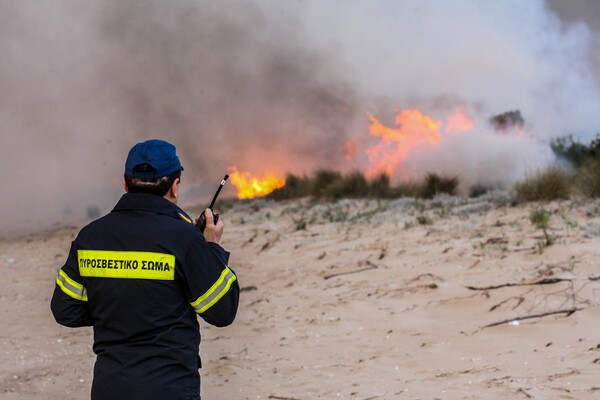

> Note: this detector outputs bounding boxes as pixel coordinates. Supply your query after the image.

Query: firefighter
[50,139,239,400]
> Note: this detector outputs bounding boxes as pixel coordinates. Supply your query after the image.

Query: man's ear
[170,178,180,198]
[122,177,129,193]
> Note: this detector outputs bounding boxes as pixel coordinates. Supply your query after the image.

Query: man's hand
[202,208,224,243]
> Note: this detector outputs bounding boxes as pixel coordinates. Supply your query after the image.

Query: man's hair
[124,164,182,197]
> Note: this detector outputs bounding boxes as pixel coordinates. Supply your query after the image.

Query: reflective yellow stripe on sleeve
[56,270,88,301]
[190,267,236,314]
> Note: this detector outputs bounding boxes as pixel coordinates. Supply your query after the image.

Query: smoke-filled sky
[1,0,600,235]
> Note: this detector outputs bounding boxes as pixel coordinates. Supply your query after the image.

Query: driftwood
[323,264,378,280]
[466,276,600,330]
[471,276,600,331]
[268,396,302,400]
[361,394,386,400]
[466,277,575,291]
[480,307,584,330]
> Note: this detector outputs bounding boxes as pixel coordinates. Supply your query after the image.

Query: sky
[1,0,600,235]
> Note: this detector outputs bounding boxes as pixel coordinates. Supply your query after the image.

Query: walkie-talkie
[196,174,229,232]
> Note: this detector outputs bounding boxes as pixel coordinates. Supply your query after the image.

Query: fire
[228,166,285,199]
[366,109,442,177]
[366,107,474,178]
[343,141,356,160]
[445,106,473,133]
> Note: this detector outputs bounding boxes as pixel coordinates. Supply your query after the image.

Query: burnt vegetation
[265,134,600,203]
[489,110,525,132]
[267,169,458,200]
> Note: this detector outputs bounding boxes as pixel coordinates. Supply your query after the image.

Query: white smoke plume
[1,0,599,235]
[298,0,600,191]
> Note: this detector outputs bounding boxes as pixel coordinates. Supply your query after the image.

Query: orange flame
[228,166,285,199]
[445,106,473,133]
[366,109,442,177]
[343,141,356,160]
[366,108,474,178]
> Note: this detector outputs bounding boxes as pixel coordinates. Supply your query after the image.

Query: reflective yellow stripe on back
[78,250,176,280]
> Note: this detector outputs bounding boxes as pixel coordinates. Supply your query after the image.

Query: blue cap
[124,139,183,179]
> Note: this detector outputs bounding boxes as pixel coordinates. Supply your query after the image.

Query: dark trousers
[91,357,200,400]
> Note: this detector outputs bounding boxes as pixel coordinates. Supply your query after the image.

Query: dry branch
[323,265,378,280]
[406,273,444,284]
[485,237,509,245]
[466,277,575,291]
[489,295,525,312]
[268,396,302,400]
[480,307,584,330]
[467,275,600,291]
[361,394,386,400]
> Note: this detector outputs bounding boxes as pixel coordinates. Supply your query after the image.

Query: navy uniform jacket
[50,193,239,400]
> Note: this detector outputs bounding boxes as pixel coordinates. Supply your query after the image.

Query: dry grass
[514,167,573,202]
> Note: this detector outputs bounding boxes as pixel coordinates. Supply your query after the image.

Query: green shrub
[514,167,572,202]
[576,158,600,198]
[268,170,455,201]
[368,173,391,198]
[420,173,459,199]
[311,169,343,197]
[530,207,554,250]
[530,207,551,231]
[490,110,525,131]
[268,173,310,199]
[469,184,493,198]
[550,134,600,168]
[416,214,433,225]
[326,170,369,199]
[388,181,422,198]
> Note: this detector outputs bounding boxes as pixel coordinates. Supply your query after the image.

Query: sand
[2,193,600,399]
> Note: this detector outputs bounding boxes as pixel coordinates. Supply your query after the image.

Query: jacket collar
[112,193,194,224]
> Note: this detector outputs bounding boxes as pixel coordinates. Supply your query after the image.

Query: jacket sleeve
[50,241,94,327]
[182,238,240,327]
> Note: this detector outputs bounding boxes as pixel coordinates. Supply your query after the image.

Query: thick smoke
[0,0,362,235]
[300,0,600,191]
[1,0,600,235]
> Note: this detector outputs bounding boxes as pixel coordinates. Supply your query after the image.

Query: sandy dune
[2,194,600,399]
